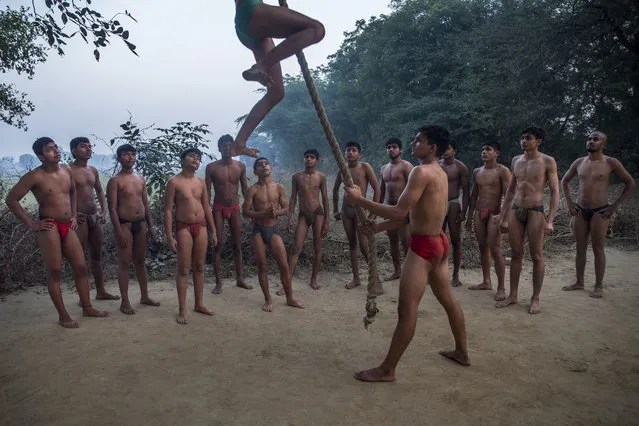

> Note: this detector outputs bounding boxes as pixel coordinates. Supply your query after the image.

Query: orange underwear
[177,220,206,238]
[213,204,240,220]
[409,231,450,266]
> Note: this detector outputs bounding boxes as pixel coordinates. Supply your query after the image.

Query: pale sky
[0,0,392,159]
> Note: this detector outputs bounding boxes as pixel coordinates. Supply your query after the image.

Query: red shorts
[177,220,206,238]
[213,204,240,220]
[409,231,450,266]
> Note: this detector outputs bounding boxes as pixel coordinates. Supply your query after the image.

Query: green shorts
[235,0,263,50]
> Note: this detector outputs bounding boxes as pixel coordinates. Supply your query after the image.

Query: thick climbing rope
[278,0,380,328]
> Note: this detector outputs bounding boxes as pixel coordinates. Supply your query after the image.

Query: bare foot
[194,305,215,316]
[494,288,506,301]
[495,295,517,308]
[589,287,603,298]
[242,65,273,87]
[82,306,109,317]
[345,279,361,290]
[212,283,222,295]
[469,282,492,290]
[140,297,160,307]
[262,303,273,312]
[96,292,120,301]
[286,299,304,309]
[176,314,188,325]
[528,299,541,314]
[562,283,584,291]
[353,367,396,382]
[58,317,79,328]
[309,279,320,290]
[451,277,462,287]
[236,280,253,290]
[384,272,401,282]
[119,301,135,315]
[275,287,285,296]
[438,350,471,366]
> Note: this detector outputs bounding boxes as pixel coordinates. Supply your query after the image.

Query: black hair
[449,139,458,151]
[521,127,545,140]
[180,147,202,161]
[218,134,234,150]
[303,149,320,160]
[253,157,269,172]
[418,125,450,157]
[386,137,402,149]
[345,141,361,153]
[482,141,501,152]
[70,136,90,158]
[32,137,55,156]
[116,144,136,158]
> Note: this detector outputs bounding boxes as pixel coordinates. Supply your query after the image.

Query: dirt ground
[1,247,638,426]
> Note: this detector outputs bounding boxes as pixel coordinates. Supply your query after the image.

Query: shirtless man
[561,131,635,298]
[332,142,381,291]
[287,149,330,290]
[5,137,108,327]
[205,134,252,294]
[439,140,470,287]
[465,142,511,301]
[165,148,218,324]
[494,127,560,314]
[106,144,160,315]
[231,0,325,157]
[380,138,413,281]
[69,137,119,301]
[345,125,469,383]
[243,157,304,312]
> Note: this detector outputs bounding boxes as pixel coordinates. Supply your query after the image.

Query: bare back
[171,175,208,223]
[109,173,147,221]
[293,171,324,213]
[406,164,449,236]
[382,160,413,204]
[575,156,616,208]
[206,160,245,206]
[511,154,555,208]
[28,166,74,221]
[247,181,285,227]
[475,165,509,211]
[440,159,466,199]
[70,164,99,215]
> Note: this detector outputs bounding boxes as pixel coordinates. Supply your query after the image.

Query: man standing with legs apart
[244,158,304,312]
[380,138,413,281]
[205,135,252,294]
[287,149,330,290]
[165,148,218,324]
[466,141,511,301]
[69,137,120,302]
[439,140,470,287]
[6,137,108,327]
[332,142,381,293]
[107,144,161,315]
[345,125,469,382]
[561,131,635,298]
[494,127,560,314]
[231,0,325,157]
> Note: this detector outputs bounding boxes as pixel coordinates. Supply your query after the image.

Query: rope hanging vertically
[278,0,379,328]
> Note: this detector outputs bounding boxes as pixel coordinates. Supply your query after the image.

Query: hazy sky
[1,0,392,159]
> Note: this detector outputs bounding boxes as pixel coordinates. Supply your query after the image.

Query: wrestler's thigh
[37,228,62,271]
[294,218,310,249]
[429,259,455,306]
[87,223,104,260]
[589,214,609,250]
[342,214,357,243]
[116,224,134,264]
[213,209,225,245]
[61,230,87,270]
[191,227,208,266]
[132,222,148,263]
[251,233,268,265]
[474,214,488,245]
[573,215,590,247]
[447,205,461,241]
[386,228,399,244]
[229,210,244,242]
[75,220,89,249]
[486,215,502,248]
[312,215,324,242]
[269,234,289,269]
[507,211,526,254]
[398,250,432,310]
[249,3,318,40]
[525,212,546,256]
[176,228,194,270]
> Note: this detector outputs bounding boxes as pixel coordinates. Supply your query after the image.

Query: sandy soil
[1,247,638,425]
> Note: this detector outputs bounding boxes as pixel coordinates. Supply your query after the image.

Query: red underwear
[479,207,500,221]
[177,220,206,238]
[213,204,240,220]
[409,231,450,266]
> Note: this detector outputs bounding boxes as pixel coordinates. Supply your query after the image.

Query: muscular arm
[288,174,298,220]
[141,179,153,230]
[467,169,479,220]
[242,188,262,220]
[499,158,518,217]
[460,162,470,219]
[379,166,386,204]
[320,174,330,217]
[365,163,381,203]
[500,166,512,199]
[239,163,248,198]
[5,172,37,229]
[106,178,121,231]
[546,157,560,225]
[205,163,214,206]
[560,159,580,208]
[68,169,78,220]
[93,167,107,217]
[609,158,636,208]
[332,173,342,214]
[163,179,176,237]
[201,179,216,240]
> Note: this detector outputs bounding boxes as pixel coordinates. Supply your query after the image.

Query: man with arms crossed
[6,137,108,327]
[465,141,511,301]
[494,127,560,314]
[439,140,470,287]
[561,131,635,298]
[379,138,413,281]
[69,137,119,301]
[345,125,469,383]
[206,135,252,294]
[287,149,330,290]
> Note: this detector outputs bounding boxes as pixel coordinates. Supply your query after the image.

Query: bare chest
[382,165,405,183]
[71,167,95,189]
[514,159,545,185]
[577,161,611,186]
[476,169,500,188]
[34,172,71,199]
[212,164,241,184]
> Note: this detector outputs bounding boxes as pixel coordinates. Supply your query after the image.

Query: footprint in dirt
[556,356,589,373]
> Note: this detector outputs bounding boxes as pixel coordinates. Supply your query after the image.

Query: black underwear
[512,204,544,224]
[298,207,324,226]
[577,204,609,222]
[119,218,144,235]
[252,223,280,245]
